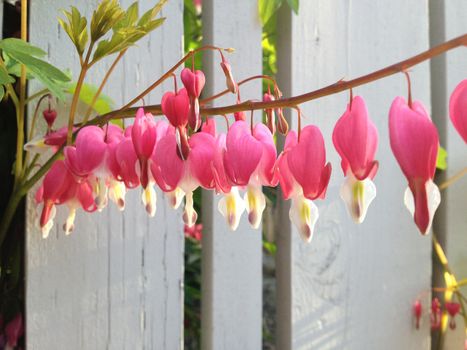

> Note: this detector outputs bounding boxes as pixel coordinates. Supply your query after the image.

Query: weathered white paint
[26,1,184,349]
[276,1,432,349]
[201,0,263,349]
[430,1,467,348]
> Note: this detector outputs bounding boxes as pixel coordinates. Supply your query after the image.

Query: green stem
[82,49,126,124]
[25,88,49,104]
[0,190,23,248]
[66,42,94,144]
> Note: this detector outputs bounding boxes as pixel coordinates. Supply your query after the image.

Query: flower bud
[220,58,237,94]
[413,300,422,329]
[445,301,461,330]
[277,108,289,135]
[431,298,441,330]
[43,109,57,129]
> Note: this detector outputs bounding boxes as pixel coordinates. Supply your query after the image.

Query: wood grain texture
[430,1,467,348]
[201,0,263,349]
[26,1,184,349]
[276,1,432,349]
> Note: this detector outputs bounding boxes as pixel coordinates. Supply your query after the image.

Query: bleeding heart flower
[445,301,461,330]
[276,126,332,242]
[152,127,217,226]
[131,108,159,191]
[449,79,467,143]
[181,68,206,131]
[333,95,379,223]
[220,56,237,93]
[389,97,440,235]
[431,298,441,330]
[161,88,190,129]
[413,300,422,329]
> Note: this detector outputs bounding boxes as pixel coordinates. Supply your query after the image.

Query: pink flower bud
[220,57,237,94]
[431,298,441,330]
[162,88,190,128]
[263,92,276,134]
[413,300,422,329]
[43,109,57,129]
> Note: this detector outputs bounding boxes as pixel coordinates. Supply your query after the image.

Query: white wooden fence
[19,0,467,349]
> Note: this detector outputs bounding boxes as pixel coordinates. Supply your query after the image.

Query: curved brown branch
[88,33,467,126]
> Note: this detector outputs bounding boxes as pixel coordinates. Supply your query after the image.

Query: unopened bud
[413,300,422,329]
[277,108,289,135]
[220,59,237,94]
[43,109,57,129]
[445,302,461,330]
[263,93,276,134]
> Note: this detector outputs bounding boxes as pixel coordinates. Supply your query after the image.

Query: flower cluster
[413,297,461,330]
[30,63,467,242]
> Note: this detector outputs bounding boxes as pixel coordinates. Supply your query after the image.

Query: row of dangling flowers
[28,65,467,241]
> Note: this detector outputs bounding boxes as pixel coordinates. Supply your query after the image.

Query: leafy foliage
[259,0,299,25]
[90,0,125,42]
[0,39,70,100]
[58,7,88,56]
[91,1,166,63]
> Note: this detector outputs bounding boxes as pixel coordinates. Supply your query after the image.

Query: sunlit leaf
[0,86,4,101]
[90,0,125,41]
[259,0,283,25]
[66,82,114,115]
[58,6,88,56]
[436,145,448,170]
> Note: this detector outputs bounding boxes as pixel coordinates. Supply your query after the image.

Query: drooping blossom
[152,126,216,227]
[413,300,422,329]
[37,160,97,237]
[449,79,467,143]
[431,298,441,330]
[389,96,440,235]
[445,301,461,330]
[215,121,276,230]
[220,55,237,93]
[184,223,203,241]
[181,67,205,131]
[333,95,379,223]
[276,125,332,242]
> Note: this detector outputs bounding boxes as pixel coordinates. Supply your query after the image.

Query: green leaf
[436,145,448,170]
[58,6,88,56]
[91,0,166,63]
[286,0,299,14]
[90,0,125,41]
[6,51,70,100]
[0,65,14,84]
[138,0,167,26]
[114,2,139,30]
[0,86,4,101]
[259,0,283,25]
[263,241,277,255]
[0,38,46,57]
[66,82,114,115]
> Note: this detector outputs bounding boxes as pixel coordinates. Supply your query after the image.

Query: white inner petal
[340,175,376,224]
[142,184,157,217]
[289,194,319,243]
[183,191,198,227]
[218,186,245,231]
[243,185,266,229]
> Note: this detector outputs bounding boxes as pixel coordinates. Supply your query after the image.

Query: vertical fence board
[26,1,184,349]
[430,0,467,348]
[201,1,262,349]
[276,1,432,349]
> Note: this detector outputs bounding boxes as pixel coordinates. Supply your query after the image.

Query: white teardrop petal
[340,176,376,224]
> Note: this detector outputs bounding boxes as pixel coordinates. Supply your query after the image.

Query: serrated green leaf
[66,82,114,115]
[114,2,139,31]
[91,0,125,41]
[58,7,88,56]
[138,0,167,26]
[7,51,70,100]
[0,38,46,57]
[286,0,299,14]
[436,145,448,170]
[259,0,283,25]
